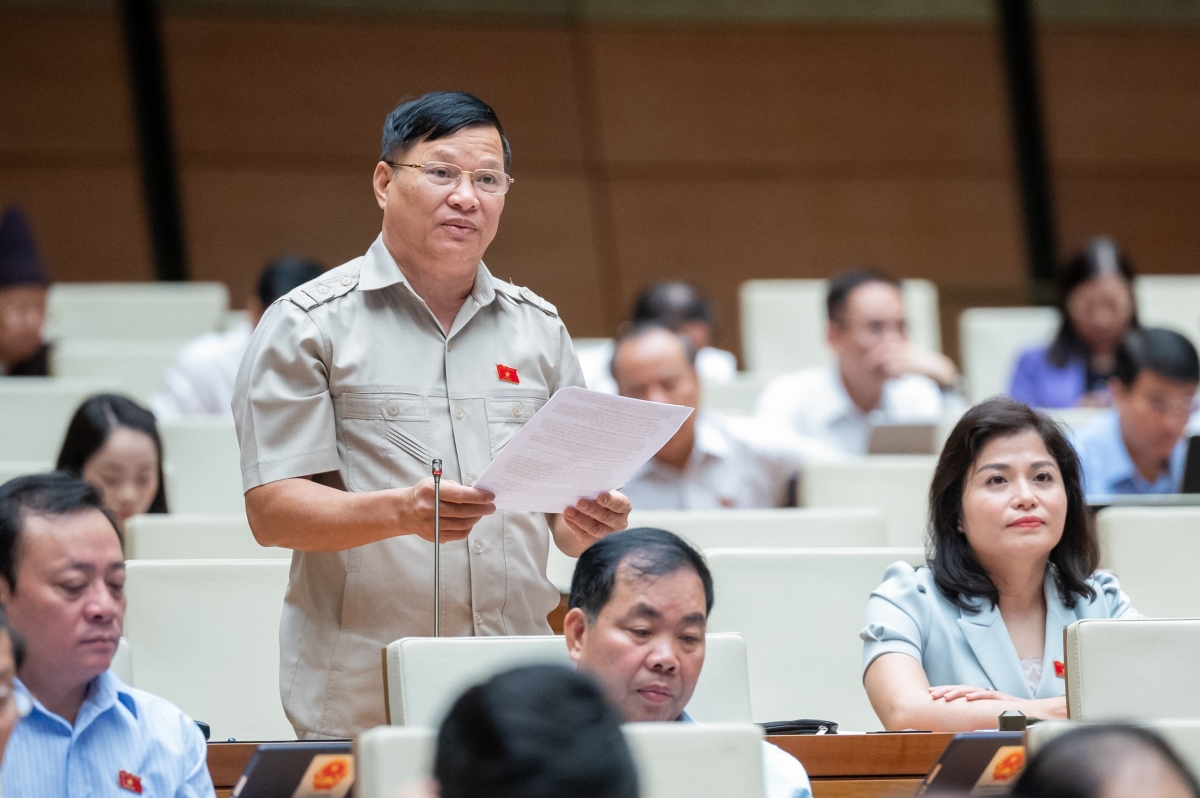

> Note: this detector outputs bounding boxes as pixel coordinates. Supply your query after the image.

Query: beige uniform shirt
[232,235,585,738]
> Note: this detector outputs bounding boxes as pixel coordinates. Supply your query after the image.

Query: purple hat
[0,206,49,289]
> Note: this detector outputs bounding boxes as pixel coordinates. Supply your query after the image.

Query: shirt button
[454,406,464,420]
[317,284,330,294]
[340,276,353,287]
[511,403,522,418]
[473,541,484,554]
[387,404,398,416]
[446,340,454,352]
[474,612,483,625]
[465,473,476,486]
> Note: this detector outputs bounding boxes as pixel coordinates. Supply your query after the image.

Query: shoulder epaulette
[288,271,361,311]
[494,281,559,318]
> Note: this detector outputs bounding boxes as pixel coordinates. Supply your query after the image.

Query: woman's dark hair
[434,664,639,798]
[1047,236,1137,368]
[631,281,716,332]
[381,91,510,172]
[1012,724,1200,798]
[929,397,1098,610]
[55,394,167,514]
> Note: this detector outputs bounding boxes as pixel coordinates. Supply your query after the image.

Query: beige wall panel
[586,25,1009,165]
[609,177,1024,356]
[0,9,135,155]
[1040,28,1200,165]
[163,15,586,166]
[0,166,153,283]
[1056,177,1200,275]
[180,168,605,332]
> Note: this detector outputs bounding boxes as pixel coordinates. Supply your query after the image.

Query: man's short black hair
[0,472,121,590]
[435,664,638,798]
[826,269,901,324]
[1113,326,1200,387]
[381,91,511,172]
[568,528,714,621]
[610,321,698,381]
[257,256,325,307]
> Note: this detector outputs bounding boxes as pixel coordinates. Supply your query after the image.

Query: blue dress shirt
[861,562,1137,699]
[2,670,215,798]
[1071,409,1186,497]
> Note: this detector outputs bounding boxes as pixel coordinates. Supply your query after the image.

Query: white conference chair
[1064,618,1200,722]
[123,514,288,560]
[0,460,51,486]
[700,372,773,416]
[50,339,186,404]
[112,637,133,684]
[1028,719,1200,778]
[1136,275,1200,344]
[385,633,752,728]
[45,281,229,341]
[160,418,245,514]
[0,377,120,461]
[355,723,767,798]
[958,306,1061,403]
[1097,507,1200,617]
[122,559,293,741]
[704,547,925,731]
[739,279,941,375]
[545,507,888,593]
[1045,407,1105,435]
[800,456,937,548]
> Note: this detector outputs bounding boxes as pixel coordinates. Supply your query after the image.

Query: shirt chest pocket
[336,392,431,490]
[485,395,547,457]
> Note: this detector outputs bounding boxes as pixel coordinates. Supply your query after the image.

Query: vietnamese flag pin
[1054,660,1065,678]
[118,771,143,794]
[496,364,520,384]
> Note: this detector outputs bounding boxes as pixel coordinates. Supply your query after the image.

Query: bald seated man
[564,527,812,798]
[612,322,837,509]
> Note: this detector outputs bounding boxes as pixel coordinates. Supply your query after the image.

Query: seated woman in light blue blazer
[861,397,1139,731]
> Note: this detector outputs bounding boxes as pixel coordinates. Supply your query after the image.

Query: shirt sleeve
[1091,570,1140,619]
[860,561,928,675]
[553,322,587,393]
[177,713,216,798]
[232,299,341,491]
[761,740,813,798]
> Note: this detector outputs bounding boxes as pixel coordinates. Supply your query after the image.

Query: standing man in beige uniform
[232,92,631,738]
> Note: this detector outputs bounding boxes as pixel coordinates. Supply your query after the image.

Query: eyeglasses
[387,161,514,196]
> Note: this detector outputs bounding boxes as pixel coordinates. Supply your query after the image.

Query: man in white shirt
[149,256,324,420]
[613,323,836,510]
[564,527,812,798]
[756,270,961,455]
[579,281,737,394]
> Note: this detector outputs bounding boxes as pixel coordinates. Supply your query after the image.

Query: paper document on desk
[476,386,693,512]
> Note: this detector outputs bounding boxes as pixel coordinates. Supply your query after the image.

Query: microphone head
[432,458,443,477]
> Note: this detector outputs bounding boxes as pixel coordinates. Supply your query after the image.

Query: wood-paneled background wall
[2,5,1198,361]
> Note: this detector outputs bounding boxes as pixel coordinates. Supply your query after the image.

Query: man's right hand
[400,477,496,543]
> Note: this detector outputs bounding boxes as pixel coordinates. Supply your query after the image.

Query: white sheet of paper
[475,386,693,513]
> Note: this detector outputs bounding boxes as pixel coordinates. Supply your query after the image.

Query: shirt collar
[15,670,137,734]
[358,234,497,308]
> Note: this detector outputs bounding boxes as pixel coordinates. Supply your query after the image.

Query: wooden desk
[208,732,951,798]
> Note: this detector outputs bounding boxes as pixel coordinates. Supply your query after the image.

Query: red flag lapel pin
[496,364,520,384]
[118,770,143,794]
[1054,660,1066,678]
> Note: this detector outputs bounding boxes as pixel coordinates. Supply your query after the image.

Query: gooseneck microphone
[431,459,442,637]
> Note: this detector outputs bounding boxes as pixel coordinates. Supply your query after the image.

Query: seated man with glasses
[0,473,214,797]
[1072,327,1200,497]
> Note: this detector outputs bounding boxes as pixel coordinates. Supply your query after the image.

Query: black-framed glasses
[387,161,514,196]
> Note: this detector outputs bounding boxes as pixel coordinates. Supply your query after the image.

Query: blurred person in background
[0,207,50,378]
[1009,237,1137,409]
[579,281,737,394]
[57,394,167,530]
[1012,724,1200,798]
[0,606,29,776]
[150,256,325,420]
[1072,327,1199,497]
[861,399,1138,732]
[0,473,214,797]
[612,323,837,509]
[564,527,813,798]
[402,665,639,798]
[756,270,960,455]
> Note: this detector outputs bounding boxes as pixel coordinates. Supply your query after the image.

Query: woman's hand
[927,685,1020,703]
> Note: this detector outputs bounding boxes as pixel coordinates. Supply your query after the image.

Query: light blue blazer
[860,562,1137,699]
